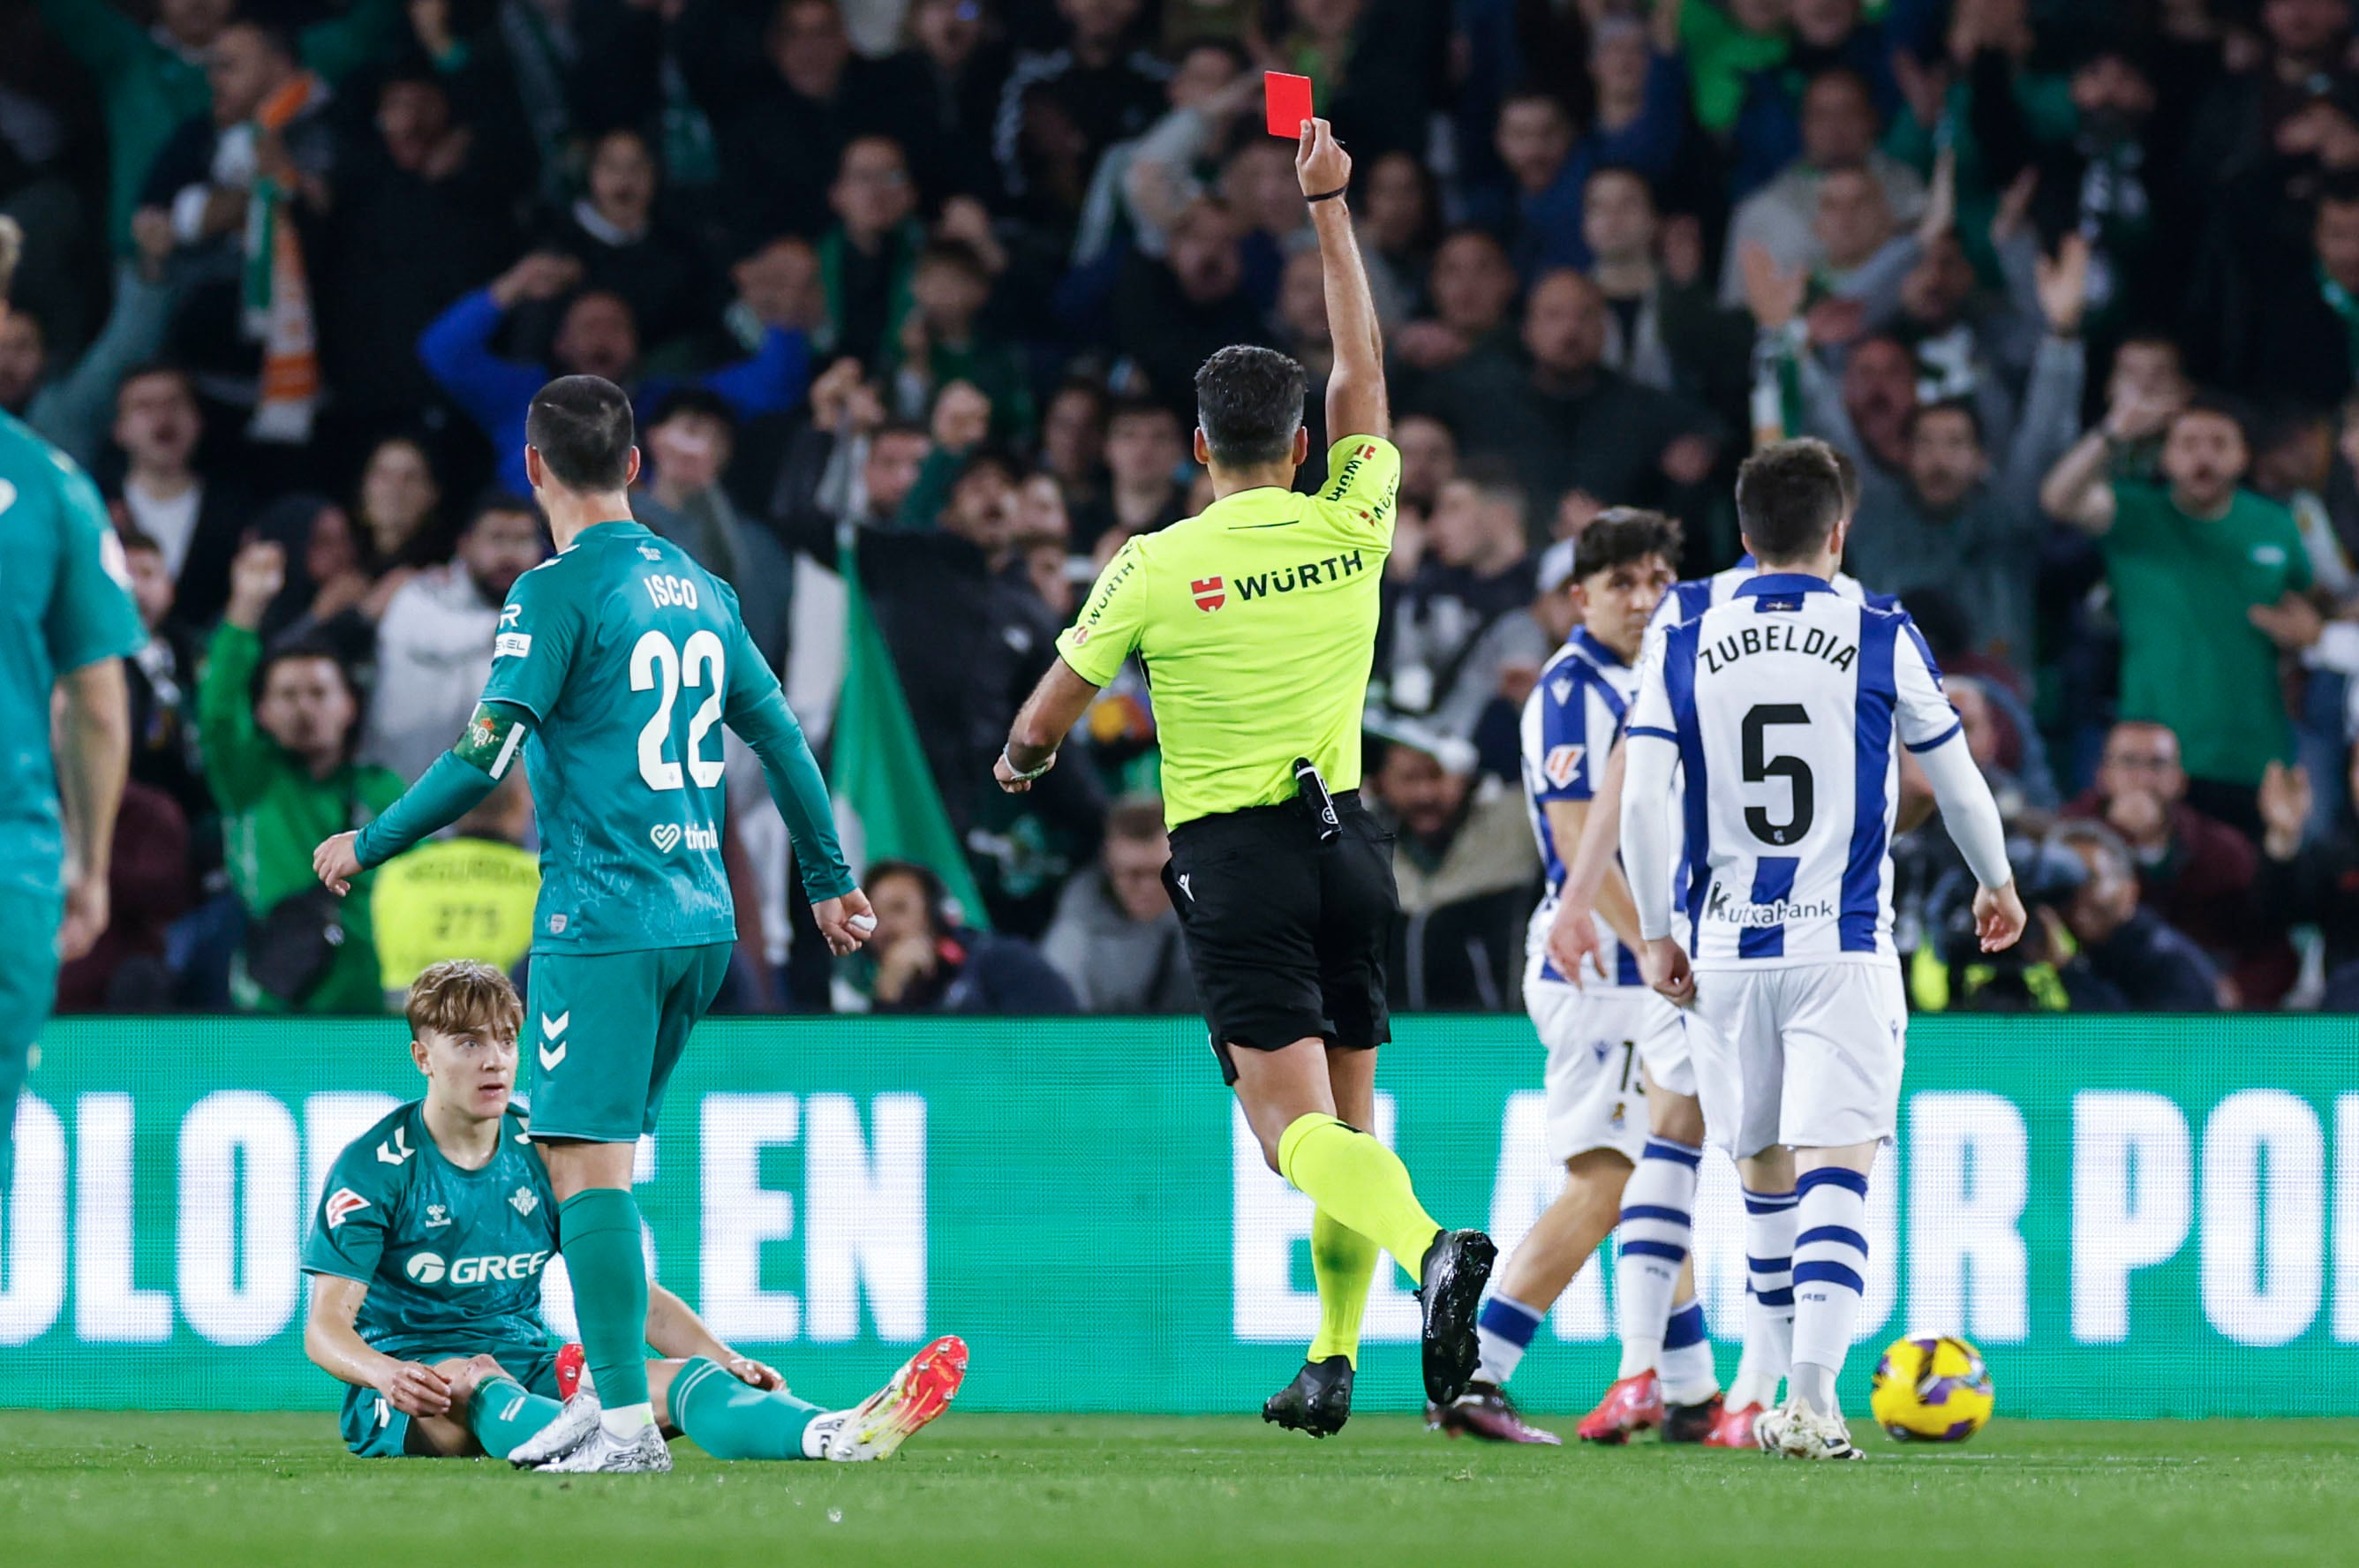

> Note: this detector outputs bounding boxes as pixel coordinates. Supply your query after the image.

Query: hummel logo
[510,1187,539,1217]
[539,1012,569,1073]
[376,1127,414,1166]
[1177,873,1194,901]
[425,1203,451,1229]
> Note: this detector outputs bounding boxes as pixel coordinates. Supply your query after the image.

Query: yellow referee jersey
[1057,434,1400,826]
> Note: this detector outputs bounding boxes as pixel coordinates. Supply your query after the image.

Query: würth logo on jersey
[1192,577,1226,612]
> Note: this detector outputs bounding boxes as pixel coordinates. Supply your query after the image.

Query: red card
[1265,72,1314,139]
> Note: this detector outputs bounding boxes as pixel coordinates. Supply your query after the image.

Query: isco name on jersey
[1520,628,1643,987]
[1629,573,1958,967]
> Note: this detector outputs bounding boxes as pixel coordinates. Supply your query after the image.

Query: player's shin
[669,1357,829,1460]
[1660,1295,1718,1406]
[1474,1296,1545,1386]
[1731,1185,1798,1411]
[558,1187,656,1436]
[471,1376,566,1458]
[1789,1165,1872,1415]
[1612,1137,1700,1380]
[1276,1113,1443,1280]
[1308,1208,1379,1366]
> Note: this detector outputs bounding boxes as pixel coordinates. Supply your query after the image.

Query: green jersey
[1057,435,1400,827]
[301,1099,558,1364]
[0,409,143,901]
[2102,482,2313,786]
[479,518,781,954]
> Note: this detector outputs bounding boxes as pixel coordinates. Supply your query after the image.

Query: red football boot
[1575,1371,1665,1444]
[1702,1401,1764,1449]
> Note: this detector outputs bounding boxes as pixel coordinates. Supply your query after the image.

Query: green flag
[828,534,991,930]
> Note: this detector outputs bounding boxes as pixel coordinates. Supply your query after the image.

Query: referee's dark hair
[1572,507,1684,581]
[527,375,637,492]
[1195,344,1308,467]
[1735,438,1848,565]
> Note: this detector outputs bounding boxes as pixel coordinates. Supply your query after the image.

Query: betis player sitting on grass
[302,961,967,1466]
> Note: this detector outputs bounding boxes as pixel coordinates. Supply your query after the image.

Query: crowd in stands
[13,0,2359,1016]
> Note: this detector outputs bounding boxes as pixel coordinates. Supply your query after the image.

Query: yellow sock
[1277,1113,1443,1285]
[1308,1209,1379,1366]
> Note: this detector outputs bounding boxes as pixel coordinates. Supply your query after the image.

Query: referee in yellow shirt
[996,117,1494,1436]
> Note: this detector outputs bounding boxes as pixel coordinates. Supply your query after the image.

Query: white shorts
[1524,948,1696,1165]
[1689,960,1908,1158]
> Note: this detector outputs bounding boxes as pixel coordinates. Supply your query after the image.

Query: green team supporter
[372,836,541,998]
[196,619,406,1013]
[2102,480,2312,788]
[0,408,142,1170]
[304,1100,562,1457]
[1056,434,1400,827]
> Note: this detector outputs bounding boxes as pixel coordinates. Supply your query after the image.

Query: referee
[996,119,1494,1436]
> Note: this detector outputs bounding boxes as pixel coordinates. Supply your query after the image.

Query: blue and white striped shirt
[1626,574,1957,967]
[1520,628,1646,987]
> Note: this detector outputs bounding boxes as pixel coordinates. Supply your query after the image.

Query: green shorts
[0,888,61,1187]
[338,1344,562,1458]
[524,944,732,1142]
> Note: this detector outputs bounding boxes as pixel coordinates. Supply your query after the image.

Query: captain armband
[453,704,532,780]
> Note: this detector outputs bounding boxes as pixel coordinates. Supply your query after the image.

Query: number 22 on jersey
[631,628,725,792]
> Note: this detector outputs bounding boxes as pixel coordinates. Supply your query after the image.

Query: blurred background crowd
[8,0,2359,1017]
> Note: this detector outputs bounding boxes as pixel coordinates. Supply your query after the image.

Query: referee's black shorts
[1162,791,1397,1084]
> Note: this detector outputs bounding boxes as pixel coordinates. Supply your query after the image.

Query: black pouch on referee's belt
[1293,757,1342,843]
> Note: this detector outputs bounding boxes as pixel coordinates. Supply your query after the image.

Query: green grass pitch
[5,1413,2355,1566]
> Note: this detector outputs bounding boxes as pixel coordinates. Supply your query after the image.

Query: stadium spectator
[817,135,926,370]
[2064,720,2295,1008]
[200,539,406,1014]
[351,435,447,577]
[1390,227,1519,382]
[1410,268,1722,518]
[992,0,1169,234]
[1582,168,1752,420]
[857,858,1078,1014]
[2257,754,2359,1007]
[1717,67,1926,306]
[2043,395,2316,836]
[890,0,1007,206]
[1727,0,1896,200]
[1386,466,1548,758]
[361,494,546,783]
[1364,730,1538,1012]
[886,241,1035,444]
[1393,411,1458,516]
[1110,197,1264,413]
[0,211,175,469]
[1109,48,1262,266]
[1040,795,1195,1014]
[140,21,339,440]
[637,388,793,667]
[2048,819,2228,1013]
[52,778,190,1014]
[370,772,539,1006]
[108,363,250,629]
[530,126,720,363]
[117,530,209,830]
[1069,397,1187,554]
[418,249,814,496]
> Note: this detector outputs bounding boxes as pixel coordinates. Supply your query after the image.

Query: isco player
[1620,439,2022,1459]
[994,118,1494,1436]
[313,376,875,1473]
[1433,509,1722,1446]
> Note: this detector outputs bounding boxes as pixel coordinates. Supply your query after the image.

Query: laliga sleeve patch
[1543,744,1584,788]
[325,1188,370,1230]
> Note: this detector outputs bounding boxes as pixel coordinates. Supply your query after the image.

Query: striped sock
[1474,1294,1544,1386]
[1791,1166,1871,1414]
[1613,1137,1700,1379]
[1659,1295,1718,1406]
[1731,1186,1797,1410]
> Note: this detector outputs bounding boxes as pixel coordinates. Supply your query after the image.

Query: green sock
[1277,1113,1443,1285]
[669,1356,829,1460]
[558,1188,651,1413]
[470,1376,563,1459]
[1308,1207,1379,1366]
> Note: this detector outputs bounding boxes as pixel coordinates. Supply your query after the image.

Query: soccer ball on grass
[1868,1335,1993,1443]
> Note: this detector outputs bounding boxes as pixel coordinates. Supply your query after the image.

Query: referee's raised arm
[1298,118,1385,442]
